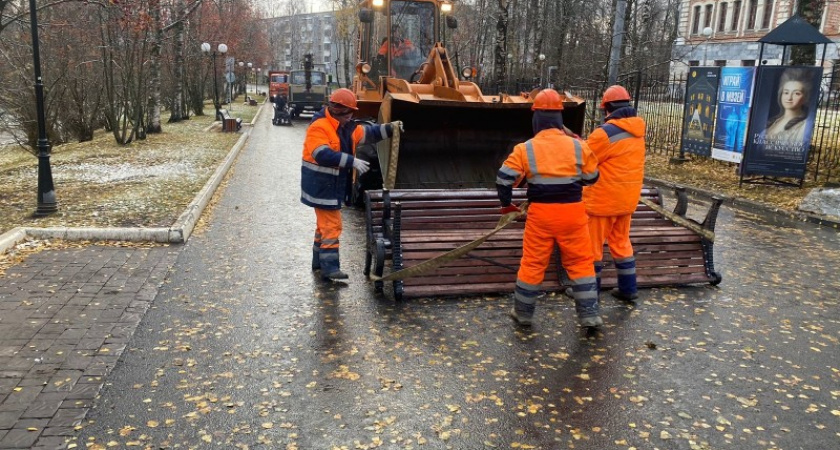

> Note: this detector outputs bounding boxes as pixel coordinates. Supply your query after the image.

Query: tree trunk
[147,0,163,133]
[494,0,509,93]
[169,0,188,122]
[791,0,826,66]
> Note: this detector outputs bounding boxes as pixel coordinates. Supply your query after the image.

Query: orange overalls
[583,107,646,295]
[497,128,601,319]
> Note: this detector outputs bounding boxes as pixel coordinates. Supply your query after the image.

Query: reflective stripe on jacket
[300,108,390,209]
[497,128,599,205]
[583,107,646,216]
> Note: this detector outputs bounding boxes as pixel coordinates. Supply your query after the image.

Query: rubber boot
[312,248,320,271]
[571,277,601,328]
[509,283,538,326]
[565,263,601,299]
[612,256,638,302]
[323,270,349,281]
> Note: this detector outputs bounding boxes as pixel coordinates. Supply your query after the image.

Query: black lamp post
[29,0,57,216]
[201,42,227,120]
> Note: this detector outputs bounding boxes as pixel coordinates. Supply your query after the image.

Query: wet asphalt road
[75,109,840,449]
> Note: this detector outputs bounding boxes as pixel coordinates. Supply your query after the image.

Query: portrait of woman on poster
[762,68,813,143]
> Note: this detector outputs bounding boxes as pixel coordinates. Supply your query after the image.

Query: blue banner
[742,66,823,180]
[680,67,721,157]
[712,67,756,163]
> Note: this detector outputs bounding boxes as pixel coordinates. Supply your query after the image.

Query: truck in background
[288,54,329,118]
[268,70,290,100]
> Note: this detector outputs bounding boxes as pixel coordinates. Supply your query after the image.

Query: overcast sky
[260,0,333,17]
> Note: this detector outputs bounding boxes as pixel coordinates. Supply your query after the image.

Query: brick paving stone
[47,408,86,428]
[0,411,21,430]
[0,427,40,449]
[21,392,67,419]
[32,435,70,449]
[0,246,179,441]
[0,386,42,412]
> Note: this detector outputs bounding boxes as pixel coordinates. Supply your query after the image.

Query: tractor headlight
[461,67,473,79]
[361,63,372,74]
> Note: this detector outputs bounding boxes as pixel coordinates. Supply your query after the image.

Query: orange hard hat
[531,89,564,111]
[601,85,631,108]
[329,88,358,111]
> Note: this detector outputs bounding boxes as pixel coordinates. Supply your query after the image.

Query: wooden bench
[364,187,722,300]
[218,109,242,132]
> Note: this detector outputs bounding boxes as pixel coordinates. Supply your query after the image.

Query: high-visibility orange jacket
[497,128,599,206]
[301,108,391,209]
[583,107,646,216]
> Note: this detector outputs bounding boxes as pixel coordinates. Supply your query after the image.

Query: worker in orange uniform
[583,85,646,302]
[496,89,602,328]
[301,88,403,281]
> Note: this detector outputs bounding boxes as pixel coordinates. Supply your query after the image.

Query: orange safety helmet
[531,89,564,111]
[329,88,359,111]
[601,85,631,109]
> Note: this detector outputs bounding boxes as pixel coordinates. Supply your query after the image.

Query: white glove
[390,120,404,133]
[353,157,370,175]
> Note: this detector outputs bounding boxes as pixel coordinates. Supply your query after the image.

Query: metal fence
[480,72,840,184]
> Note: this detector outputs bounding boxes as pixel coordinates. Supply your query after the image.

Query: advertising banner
[680,67,721,157]
[742,66,823,180]
[712,67,756,163]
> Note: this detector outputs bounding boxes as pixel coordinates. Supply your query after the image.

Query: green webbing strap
[374,202,529,282]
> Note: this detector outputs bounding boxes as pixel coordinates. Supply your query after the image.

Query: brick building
[671,0,840,77]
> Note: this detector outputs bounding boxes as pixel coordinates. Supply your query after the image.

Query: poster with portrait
[742,66,823,180]
[712,67,756,163]
[680,67,721,156]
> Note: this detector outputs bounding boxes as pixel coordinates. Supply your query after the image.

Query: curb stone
[645,176,840,229]
[0,127,253,256]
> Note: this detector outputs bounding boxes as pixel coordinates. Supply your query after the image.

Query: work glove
[353,157,370,175]
[500,204,521,215]
[385,121,404,137]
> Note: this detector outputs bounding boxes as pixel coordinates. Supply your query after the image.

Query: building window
[747,0,757,29]
[714,60,726,67]
[718,3,728,32]
[324,43,331,50]
[704,4,714,29]
[689,60,700,66]
[742,59,756,66]
[761,0,773,29]
[692,6,701,34]
[732,1,741,31]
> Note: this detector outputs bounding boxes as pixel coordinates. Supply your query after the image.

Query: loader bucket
[375,95,586,190]
[376,98,532,190]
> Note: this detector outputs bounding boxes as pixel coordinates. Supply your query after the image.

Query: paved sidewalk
[0,246,178,449]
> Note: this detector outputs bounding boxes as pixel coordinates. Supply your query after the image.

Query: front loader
[350,0,586,196]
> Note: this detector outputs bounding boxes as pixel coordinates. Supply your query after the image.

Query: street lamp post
[257,68,262,96]
[201,42,227,120]
[702,27,713,66]
[247,62,253,96]
[538,53,545,88]
[29,0,57,216]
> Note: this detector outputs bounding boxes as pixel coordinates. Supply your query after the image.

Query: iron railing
[478,72,840,184]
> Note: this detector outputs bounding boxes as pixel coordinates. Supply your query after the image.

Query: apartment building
[264,12,342,82]
[671,0,840,76]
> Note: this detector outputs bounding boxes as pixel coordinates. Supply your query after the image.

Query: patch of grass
[0,112,243,236]
[645,152,814,212]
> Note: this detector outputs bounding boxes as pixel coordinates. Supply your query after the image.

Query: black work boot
[610,288,638,303]
[312,251,320,271]
[322,270,349,281]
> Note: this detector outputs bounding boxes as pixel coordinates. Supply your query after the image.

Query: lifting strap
[373,202,529,282]
[639,197,715,242]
